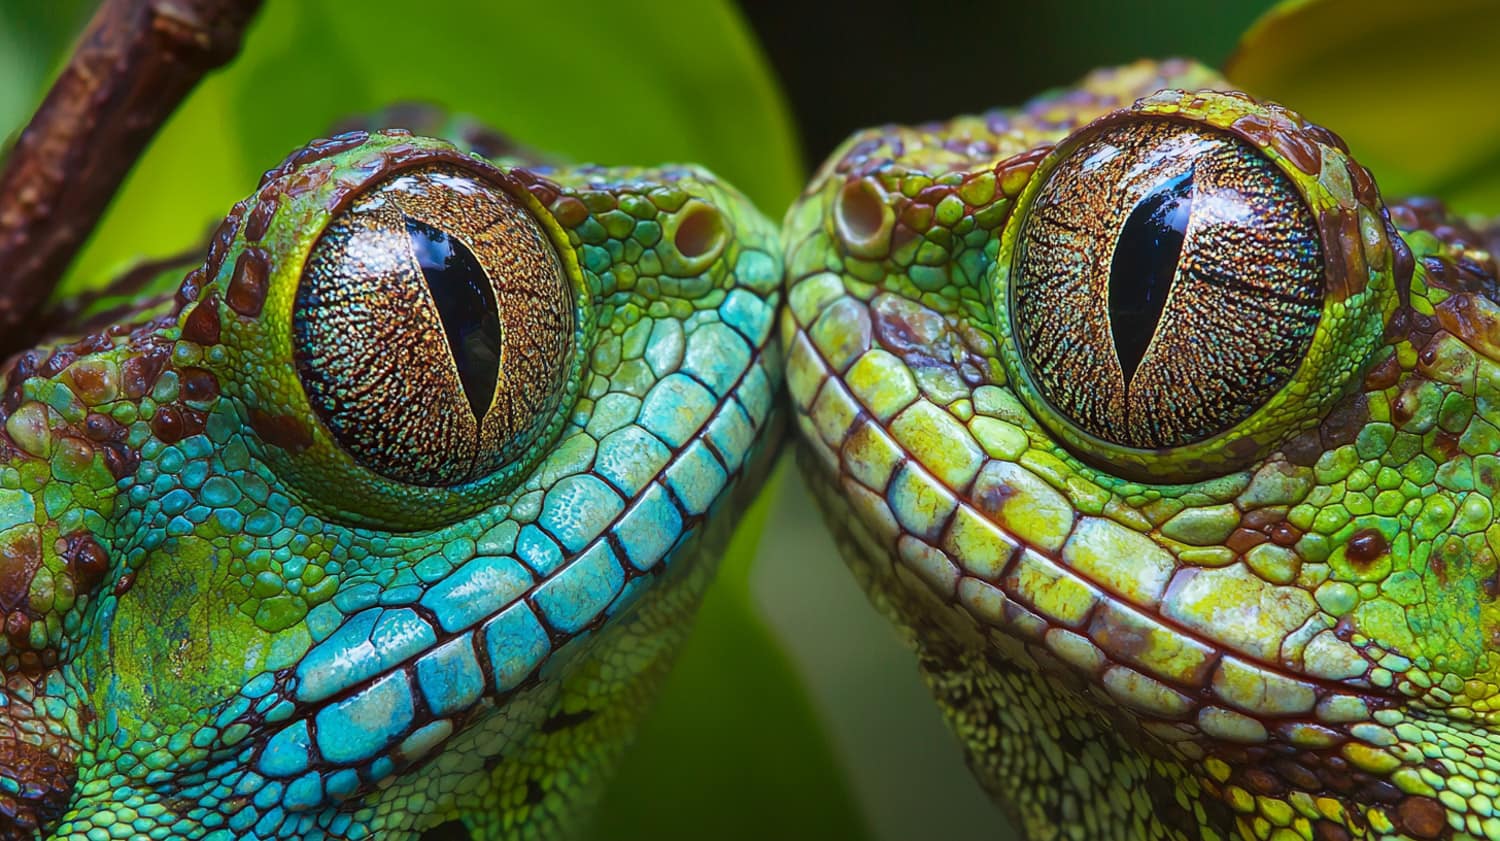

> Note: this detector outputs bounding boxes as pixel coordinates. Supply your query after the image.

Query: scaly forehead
[0,129,782,837]
[783,56,1500,791]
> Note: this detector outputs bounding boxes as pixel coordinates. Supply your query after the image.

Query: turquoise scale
[419,554,534,632]
[515,523,565,576]
[315,670,413,764]
[480,602,551,691]
[538,474,624,553]
[639,374,718,447]
[664,441,729,515]
[414,634,485,716]
[532,542,626,634]
[614,483,684,570]
[595,426,672,495]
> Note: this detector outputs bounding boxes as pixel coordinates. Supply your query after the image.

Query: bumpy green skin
[783,59,1500,840]
[0,129,784,839]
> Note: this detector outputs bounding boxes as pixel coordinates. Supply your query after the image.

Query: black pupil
[405,217,502,420]
[1108,168,1194,384]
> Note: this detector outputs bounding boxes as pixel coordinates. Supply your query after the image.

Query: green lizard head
[0,130,783,839]
[783,59,1500,839]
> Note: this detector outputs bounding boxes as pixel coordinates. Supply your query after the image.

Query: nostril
[0,737,76,841]
[672,202,727,261]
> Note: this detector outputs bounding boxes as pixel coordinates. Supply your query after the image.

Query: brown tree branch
[0,0,263,353]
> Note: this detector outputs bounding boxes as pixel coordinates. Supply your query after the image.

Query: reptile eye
[294,164,574,486]
[1011,119,1323,450]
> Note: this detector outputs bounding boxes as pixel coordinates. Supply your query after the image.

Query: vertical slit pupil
[1108,168,1195,385]
[405,217,502,421]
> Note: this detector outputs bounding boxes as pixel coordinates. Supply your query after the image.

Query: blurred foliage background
[4,1,1497,839]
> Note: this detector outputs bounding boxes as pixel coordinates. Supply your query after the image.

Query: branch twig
[0,0,264,353]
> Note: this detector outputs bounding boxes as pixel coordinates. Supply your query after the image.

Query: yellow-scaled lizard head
[783,58,1500,840]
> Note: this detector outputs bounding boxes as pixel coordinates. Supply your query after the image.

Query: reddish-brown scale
[1417,342,1442,370]
[1226,527,1268,554]
[179,367,220,403]
[551,196,588,228]
[1319,393,1370,449]
[376,143,423,171]
[99,441,139,481]
[1241,766,1286,796]
[120,345,168,399]
[1346,528,1389,569]
[201,210,244,285]
[1347,159,1379,208]
[1282,132,1323,178]
[0,531,41,615]
[181,289,223,346]
[514,170,562,208]
[1316,820,1353,841]
[70,333,114,357]
[226,247,269,317]
[243,192,276,242]
[914,183,950,208]
[1231,114,1296,165]
[37,349,76,379]
[4,610,29,643]
[113,572,135,596]
[1364,352,1402,390]
[60,532,110,596]
[248,407,312,453]
[1269,521,1302,547]
[82,412,123,443]
[1437,294,1500,357]
[1318,208,1367,304]
[1395,796,1449,839]
[1389,203,1420,230]
[1241,507,1285,531]
[0,352,37,413]
[174,267,206,309]
[150,405,189,444]
[1274,758,1322,791]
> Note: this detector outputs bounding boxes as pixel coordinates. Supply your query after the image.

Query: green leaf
[1226,0,1500,214]
[588,464,873,841]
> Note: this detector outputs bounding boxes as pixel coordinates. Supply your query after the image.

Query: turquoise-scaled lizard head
[782,59,1500,840]
[0,128,783,839]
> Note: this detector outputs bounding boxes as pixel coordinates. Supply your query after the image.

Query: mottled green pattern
[0,129,783,839]
[783,59,1500,840]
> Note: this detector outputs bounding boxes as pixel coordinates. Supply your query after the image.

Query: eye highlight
[293,164,574,486]
[1012,119,1324,450]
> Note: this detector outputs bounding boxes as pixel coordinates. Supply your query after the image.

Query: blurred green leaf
[590,465,872,841]
[0,1,91,142]
[1227,0,1500,213]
